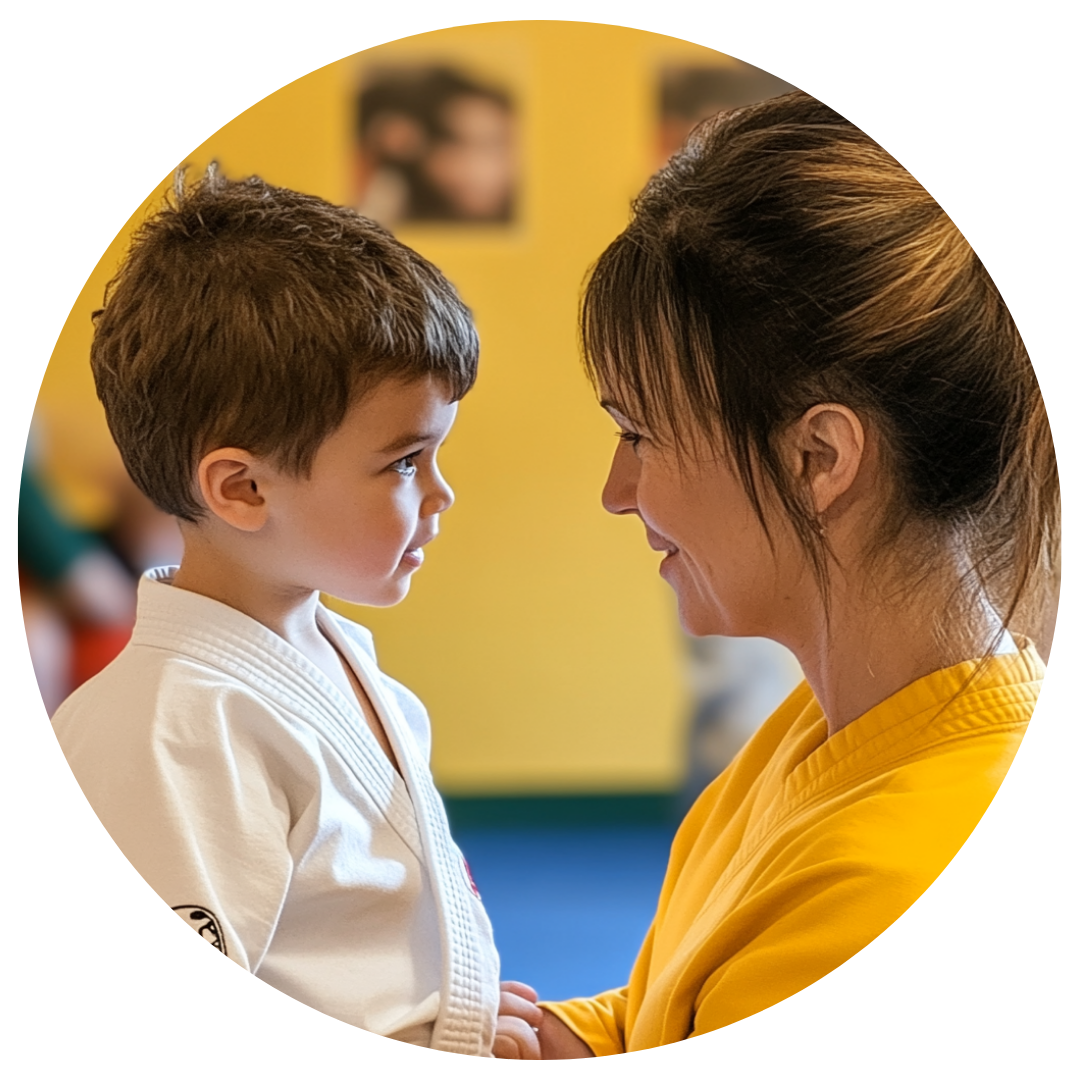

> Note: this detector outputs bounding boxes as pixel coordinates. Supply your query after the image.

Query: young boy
[51,169,500,1054]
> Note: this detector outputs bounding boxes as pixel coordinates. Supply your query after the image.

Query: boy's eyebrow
[377,431,438,455]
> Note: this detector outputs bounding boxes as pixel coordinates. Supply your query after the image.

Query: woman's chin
[674,600,726,638]
[663,570,722,636]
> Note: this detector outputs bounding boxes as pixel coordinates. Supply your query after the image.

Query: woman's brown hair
[582,91,1059,654]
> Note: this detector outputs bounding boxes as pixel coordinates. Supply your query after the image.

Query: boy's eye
[390,453,419,476]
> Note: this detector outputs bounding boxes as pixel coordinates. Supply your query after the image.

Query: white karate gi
[53,568,500,1055]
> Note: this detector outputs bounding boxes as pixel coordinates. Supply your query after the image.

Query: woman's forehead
[597,391,640,426]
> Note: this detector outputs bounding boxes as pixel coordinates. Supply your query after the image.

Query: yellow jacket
[545,645,1042,1052]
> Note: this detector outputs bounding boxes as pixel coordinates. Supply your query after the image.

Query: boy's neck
[171,524,402,773]
[171,527,324,654]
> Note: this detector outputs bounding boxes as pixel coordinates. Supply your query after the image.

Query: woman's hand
[493,981,544,1059]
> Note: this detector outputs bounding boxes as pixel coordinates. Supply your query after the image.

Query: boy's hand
[493,980,544,1059]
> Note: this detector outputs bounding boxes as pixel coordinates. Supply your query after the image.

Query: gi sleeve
[56,672,313,972]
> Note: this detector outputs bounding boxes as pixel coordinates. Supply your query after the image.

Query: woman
[493,90,1057,1057]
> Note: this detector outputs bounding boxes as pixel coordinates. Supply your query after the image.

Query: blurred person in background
[20,422,181,713]
[679,634,802,809]
[656,62,795,168]
[354,65,517,227]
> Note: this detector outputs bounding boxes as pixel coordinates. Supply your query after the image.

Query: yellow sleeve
[539,921,659,1056]
[541,988,630,1057]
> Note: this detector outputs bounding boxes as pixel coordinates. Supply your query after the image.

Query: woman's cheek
[639,477,677,536]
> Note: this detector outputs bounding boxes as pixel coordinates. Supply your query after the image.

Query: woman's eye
[616,430,643,449]
[390,454,418,476]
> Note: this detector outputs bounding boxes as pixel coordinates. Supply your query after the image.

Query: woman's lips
[645,529,677,556]
[651,535,680,578]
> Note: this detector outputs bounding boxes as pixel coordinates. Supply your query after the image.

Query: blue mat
[454,824,677,1002]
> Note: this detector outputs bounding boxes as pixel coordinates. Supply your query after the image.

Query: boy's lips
[400,533,435,569]
[399,547,424,569]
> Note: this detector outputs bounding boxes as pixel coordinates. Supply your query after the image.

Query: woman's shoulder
[763,714,1027,903]
[671,648,1038,901]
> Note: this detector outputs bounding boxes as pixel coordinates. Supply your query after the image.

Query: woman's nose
[601,440,640,516]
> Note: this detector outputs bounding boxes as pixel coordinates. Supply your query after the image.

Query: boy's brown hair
[91,167,479,522]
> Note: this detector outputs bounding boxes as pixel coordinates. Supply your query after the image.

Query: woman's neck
[786,574,1005,738]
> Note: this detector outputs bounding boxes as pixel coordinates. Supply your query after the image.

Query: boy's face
[259,375,458,607]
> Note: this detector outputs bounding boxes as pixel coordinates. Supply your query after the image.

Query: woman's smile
[645,529,678,557]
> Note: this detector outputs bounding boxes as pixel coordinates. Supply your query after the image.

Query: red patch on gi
[462,857,481,898]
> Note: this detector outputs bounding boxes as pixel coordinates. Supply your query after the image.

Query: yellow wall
[34,22,751,795]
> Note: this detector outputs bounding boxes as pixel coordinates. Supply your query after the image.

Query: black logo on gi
[172,905,227,955]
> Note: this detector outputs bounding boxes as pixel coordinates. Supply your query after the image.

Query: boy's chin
[327,577,412,609]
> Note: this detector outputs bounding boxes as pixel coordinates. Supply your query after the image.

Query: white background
[4,2,1075,1076]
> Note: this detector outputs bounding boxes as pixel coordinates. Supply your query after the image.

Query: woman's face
[601,401,807,640]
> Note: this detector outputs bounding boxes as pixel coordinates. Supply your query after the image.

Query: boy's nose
[427,467,454,514]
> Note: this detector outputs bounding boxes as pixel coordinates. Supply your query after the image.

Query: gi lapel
[330,621,493,1057]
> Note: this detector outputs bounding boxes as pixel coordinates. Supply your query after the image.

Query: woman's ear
[786,404,866,517]
[196,448,269,532]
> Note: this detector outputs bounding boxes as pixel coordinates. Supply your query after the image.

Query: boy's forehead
[345,374,459,443]
[354,372,457,408]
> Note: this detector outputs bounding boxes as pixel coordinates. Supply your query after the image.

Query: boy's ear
[196,448,269,532]
[784,404,866,518]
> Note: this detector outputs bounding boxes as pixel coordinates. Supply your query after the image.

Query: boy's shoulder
[52,569,310,751]
[50,609,299,774]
